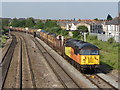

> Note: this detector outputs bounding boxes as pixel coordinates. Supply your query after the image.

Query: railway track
[15,33,36,88]
[84,74,118,89]
[30,36,80,88]
[21,35,36,88]
[2,35,23,89]
[66,56,118,89]
[1,35,17,89]
[2,33,36,89]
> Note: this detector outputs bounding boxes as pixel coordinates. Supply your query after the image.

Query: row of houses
[58,17,120,38]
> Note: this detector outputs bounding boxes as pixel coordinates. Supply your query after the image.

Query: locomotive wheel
[67,59,69,63]
[70,60,72,65]
[80,66,85,73]
[71,61,74,66]
[90,67,96,74]
[74,63,77,68]
[76,64,80,71]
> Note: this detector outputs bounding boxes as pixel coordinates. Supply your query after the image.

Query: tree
[107,14,112,21]
[72,31,80,38]
[49,27,61,35]
[2,18,10,26]
[108,37,115,44]
[44,19,58,28]
[19,20,26,27]
[25,17,35,28]
[61,30,68,36]
[94,18,99,21]
[34,20,44,29]
[73,18,75,21]
[10,18,20,27]
[77,25,88,32]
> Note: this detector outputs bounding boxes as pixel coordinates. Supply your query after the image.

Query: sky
[1,2,119,19]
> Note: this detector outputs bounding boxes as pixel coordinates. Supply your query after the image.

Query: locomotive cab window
[80,50,99,55]
[74,49,79,55]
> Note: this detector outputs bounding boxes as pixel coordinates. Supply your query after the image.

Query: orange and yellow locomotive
[65,39,99,71]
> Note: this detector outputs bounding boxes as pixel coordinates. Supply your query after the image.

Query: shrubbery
[107,37,115,44]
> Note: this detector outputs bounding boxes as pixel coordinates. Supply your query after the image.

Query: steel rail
[19,37,22,89]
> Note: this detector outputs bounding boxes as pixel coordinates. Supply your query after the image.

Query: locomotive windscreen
[80,50,99,55]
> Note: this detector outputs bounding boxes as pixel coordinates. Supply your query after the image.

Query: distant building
[66,22,78,30]
[103,17,120,36]
[57,21,79,30]
[90,23,103,33]
[18,18,26,20]
[65,21,103,33]
[57,19,105,34]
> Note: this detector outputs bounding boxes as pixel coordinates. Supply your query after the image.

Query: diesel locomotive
[65,39,99,71]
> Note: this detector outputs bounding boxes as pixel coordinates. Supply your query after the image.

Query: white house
[66,23,77,30]
[66,22,103,33]
[103,17,120,37]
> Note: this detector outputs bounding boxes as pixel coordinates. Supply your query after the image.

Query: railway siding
[1,34,17,89]
[35,37,98,88]
[3,35,21,88]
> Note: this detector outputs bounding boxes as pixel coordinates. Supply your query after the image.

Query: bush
[61,30,68,36]
[107,37,115,44]
[72,31,80,38]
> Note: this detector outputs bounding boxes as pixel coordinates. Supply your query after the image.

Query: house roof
[106,17,120,25]
[57,21,79,26]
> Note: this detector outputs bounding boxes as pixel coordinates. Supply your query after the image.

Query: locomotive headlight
[95,56,99,60]
[95,56,99,64]
[81,56,86,63]
[81,56,85,59]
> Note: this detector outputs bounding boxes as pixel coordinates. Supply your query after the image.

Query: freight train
[7,27,100,72]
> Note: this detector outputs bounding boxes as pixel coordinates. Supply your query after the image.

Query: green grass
[0,35,8,48]
[86,35,119,70]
